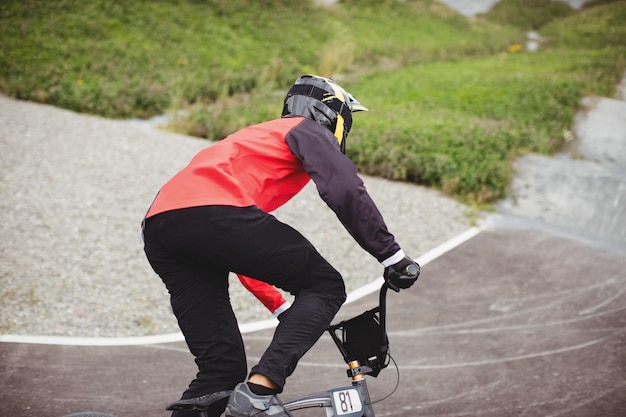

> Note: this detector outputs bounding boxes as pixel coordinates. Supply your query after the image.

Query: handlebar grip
[385,262,420,293]
[396,263,420,282]
[402,263,420,278]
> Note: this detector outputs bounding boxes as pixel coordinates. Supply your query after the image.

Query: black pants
[143,206,346,416]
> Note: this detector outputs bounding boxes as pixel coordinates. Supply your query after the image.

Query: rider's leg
[224,242,345,417]
[221,207,346,416]
[170,268,246,417]
[143,209,248,417]
[168,266,247,396]
[247,253,346,391]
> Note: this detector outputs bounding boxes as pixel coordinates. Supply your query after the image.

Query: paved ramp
[499,93,626,252]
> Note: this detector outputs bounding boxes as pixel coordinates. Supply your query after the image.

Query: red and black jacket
[146,116,403,314]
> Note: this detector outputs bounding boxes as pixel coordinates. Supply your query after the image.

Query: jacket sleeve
[237,274,291,317]
[285,118,404,265]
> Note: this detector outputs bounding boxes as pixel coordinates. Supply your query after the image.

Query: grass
[483,0,574,30]
[1,0,624,204]
[0,0,331,117]
[0,0,514,118]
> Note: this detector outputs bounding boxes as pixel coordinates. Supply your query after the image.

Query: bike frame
[283,365,375,416]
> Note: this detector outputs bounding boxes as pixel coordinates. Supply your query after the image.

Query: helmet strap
[335,114,345,150]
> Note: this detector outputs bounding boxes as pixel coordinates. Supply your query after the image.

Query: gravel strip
[0,95,472,337]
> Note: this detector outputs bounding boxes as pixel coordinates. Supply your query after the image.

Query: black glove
[384,256,420,292]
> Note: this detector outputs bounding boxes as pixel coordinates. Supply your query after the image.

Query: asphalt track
[2,220,625,417]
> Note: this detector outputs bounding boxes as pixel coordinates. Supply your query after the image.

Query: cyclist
[142,74,419,417]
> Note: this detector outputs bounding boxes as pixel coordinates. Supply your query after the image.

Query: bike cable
[367,354,400,405]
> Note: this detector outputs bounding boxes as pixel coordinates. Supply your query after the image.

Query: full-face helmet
[282,75,368,153]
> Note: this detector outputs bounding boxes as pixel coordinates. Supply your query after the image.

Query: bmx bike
[65,266,417,417]
[169,276,413,417]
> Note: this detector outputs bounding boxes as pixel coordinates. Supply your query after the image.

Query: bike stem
[348,360,375,416]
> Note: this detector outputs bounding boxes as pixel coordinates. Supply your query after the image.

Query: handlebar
[380,262,419,337]
[378,282,389,352]
[328,280,402,377]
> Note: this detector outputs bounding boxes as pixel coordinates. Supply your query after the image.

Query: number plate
[330,387,363,417]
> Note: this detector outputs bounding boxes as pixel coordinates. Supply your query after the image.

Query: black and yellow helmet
[282,74,368,153]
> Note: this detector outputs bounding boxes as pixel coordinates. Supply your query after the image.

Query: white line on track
[0,226,482,346]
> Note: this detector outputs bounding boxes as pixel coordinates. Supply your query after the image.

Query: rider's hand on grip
[384,256,420,292]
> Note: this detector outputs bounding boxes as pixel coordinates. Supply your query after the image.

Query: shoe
[224,382,293,417]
